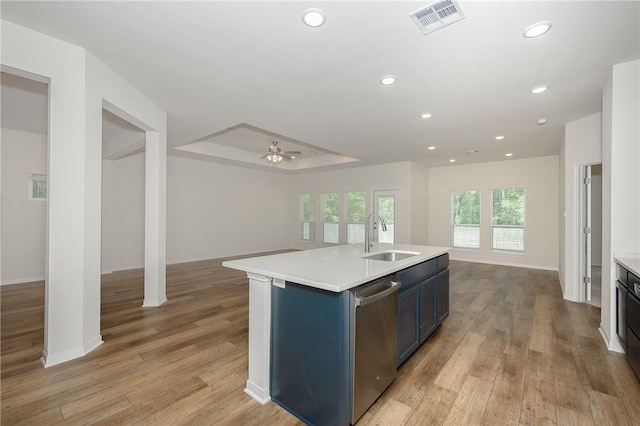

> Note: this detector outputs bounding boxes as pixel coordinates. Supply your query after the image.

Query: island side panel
[245,273,273,404]
[270,282,351,426]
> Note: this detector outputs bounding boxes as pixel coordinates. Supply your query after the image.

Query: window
[321,192,339,244]
[491,188,525,251]
[451,191,480,249]
[300,193,316,241]
[28,173,47,200]
[346,191,366,244]
[375,190,396,243]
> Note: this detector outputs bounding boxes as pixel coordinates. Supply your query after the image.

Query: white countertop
[616,256,640,278]
[223,243,451,292]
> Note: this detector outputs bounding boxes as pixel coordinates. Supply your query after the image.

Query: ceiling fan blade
[283,151,302,155]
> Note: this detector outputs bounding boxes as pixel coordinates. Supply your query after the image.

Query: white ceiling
[1,1,639,171]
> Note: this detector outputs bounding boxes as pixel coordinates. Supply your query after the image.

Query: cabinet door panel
[397,285,419,366]
[437,269,450,323]
[420,277,437,343]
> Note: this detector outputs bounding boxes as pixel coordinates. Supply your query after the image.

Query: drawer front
[617,263,628,286]
[629,273,640,299]
[438,253,449,270]
[627,327,640,380]
[628,291,640,337]
[398,259,438,288]
[616,283,628,348]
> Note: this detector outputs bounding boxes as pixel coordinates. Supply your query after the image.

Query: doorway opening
[374,190,397,244]
[1,70,49,361]
[581,163,603,307]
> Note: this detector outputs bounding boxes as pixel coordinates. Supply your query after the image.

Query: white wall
[101,155,145,273]
[602,59,640,352]
[428,156,559,270]
[3,20,94,366]
[2,20,167,366]
[560,112,602,300]
[591,165,602,266]
[167,155,291,263]
[288,162,415,250]
[410,162,430,245]
[1,129,47,284]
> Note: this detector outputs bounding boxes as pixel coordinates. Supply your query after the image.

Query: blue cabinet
[397,254,449,366]
[397,284,420,363]
[270,283,351,426]
[420,275,437,343]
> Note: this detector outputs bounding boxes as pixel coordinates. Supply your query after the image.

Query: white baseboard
[600,324,625,353]
[1,276,45,286]
[448,255,559,272]
[245,380,271,404]
[41,334,104,367]
[142,297,167,307]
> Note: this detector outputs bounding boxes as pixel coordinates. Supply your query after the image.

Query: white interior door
[374,190,397,244]
[583,165,592,302]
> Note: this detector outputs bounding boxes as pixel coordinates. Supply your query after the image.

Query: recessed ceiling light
[537,118,549,125]
[302,8,326,27]
[421,113,433,119]
[427,146,436,150]
[523,21,552,38]
[494,135,505,140]
[530,85,549,94]
[505,153,513,157]
[380,75,397,85]
[449,159,456,163]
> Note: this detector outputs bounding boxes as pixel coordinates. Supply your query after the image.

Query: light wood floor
[2,258,640,425]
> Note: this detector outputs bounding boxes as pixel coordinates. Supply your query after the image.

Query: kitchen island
[223,243,450,423]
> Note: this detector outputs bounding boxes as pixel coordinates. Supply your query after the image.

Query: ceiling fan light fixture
[267,154,283,164]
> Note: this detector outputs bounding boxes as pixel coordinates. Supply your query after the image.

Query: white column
[143,130,167,306]
[244,273,272,404]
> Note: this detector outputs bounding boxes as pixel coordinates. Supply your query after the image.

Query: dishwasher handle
[355,281,400,307]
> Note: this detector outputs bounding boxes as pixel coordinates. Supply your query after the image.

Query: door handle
[355,281,400,307]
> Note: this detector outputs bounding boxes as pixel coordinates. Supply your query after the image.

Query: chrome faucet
[364,213,387,253]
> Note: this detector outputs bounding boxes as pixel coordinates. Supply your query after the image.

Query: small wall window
[451,190,480,249]
[491,188,525,252]
[346,191,366,244]
[321,192,339,244]
[300,193,316,241]
[28,173,47,200]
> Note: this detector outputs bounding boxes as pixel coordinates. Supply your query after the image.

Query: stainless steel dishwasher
[350,276,400,424]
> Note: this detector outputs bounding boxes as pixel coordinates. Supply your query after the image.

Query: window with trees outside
[300,193,316,241]
[28,173,47,200]
[491,188,525,251]
[346,191,366,244]
[321,192,339,244]
[451,191,480,248]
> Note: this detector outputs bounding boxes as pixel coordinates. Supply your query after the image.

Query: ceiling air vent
[410,0,466,35]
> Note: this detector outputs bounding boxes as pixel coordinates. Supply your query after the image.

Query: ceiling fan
[261,141,301,164]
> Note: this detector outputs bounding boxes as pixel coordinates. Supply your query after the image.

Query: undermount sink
[363,251,419,262]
